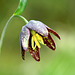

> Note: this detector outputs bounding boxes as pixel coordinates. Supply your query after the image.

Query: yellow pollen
[31,35,41,50]
[31,30,45,50]
[33,35,41,48]
[36,34,44,45]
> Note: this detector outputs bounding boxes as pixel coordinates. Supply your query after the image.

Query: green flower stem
[0,15,13,52]
[0,15,28,53]
[14,15,28,24]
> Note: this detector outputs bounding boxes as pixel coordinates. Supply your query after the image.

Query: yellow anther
[33,35,41,48]
[31,36,34,49]
[36,34,44,44]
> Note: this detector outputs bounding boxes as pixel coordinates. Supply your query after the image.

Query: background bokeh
[0,0,75,75]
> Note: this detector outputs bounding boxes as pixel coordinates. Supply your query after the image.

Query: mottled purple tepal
[20,26,30,51]
[20,20,61,61]
[25,20,48,37]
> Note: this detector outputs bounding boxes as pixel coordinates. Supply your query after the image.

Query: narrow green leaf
[14,0,27,15]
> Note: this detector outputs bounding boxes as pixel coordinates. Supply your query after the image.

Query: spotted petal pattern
[21,42,25,60]
[45,25,61,39]
[43,33,56,50]
[29,46,40,61]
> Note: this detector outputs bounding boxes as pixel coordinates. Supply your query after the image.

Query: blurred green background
[0,0,75,75]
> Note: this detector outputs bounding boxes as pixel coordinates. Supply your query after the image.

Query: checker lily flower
[20,20,61,61]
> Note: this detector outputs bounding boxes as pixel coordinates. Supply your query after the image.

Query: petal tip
[59,37,61,40]
[51,46,56,51]
[45,25,61,40]
[36,59,40,62]
[22,56,25,60]
[35,57,40,61]
[21,50,25,60]
[55,33,61,40]
[52,48,56,51]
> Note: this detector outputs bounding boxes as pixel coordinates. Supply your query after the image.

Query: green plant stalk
[14,15,28,24]
[0,0,27,53]
[0,16,13,52]
[0,15,28,53]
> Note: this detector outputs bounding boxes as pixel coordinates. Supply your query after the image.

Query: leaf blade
[14,0,27,15]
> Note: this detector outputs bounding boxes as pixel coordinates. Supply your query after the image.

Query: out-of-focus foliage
[0,0,75,75]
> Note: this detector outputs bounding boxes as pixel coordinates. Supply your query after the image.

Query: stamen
[33,35,41,48]
[36,34,44,44]
[31,30,41,49]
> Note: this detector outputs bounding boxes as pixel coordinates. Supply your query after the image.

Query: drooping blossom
[20,20,61,61]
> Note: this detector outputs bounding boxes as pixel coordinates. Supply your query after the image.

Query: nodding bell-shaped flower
[20,20,61,61]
